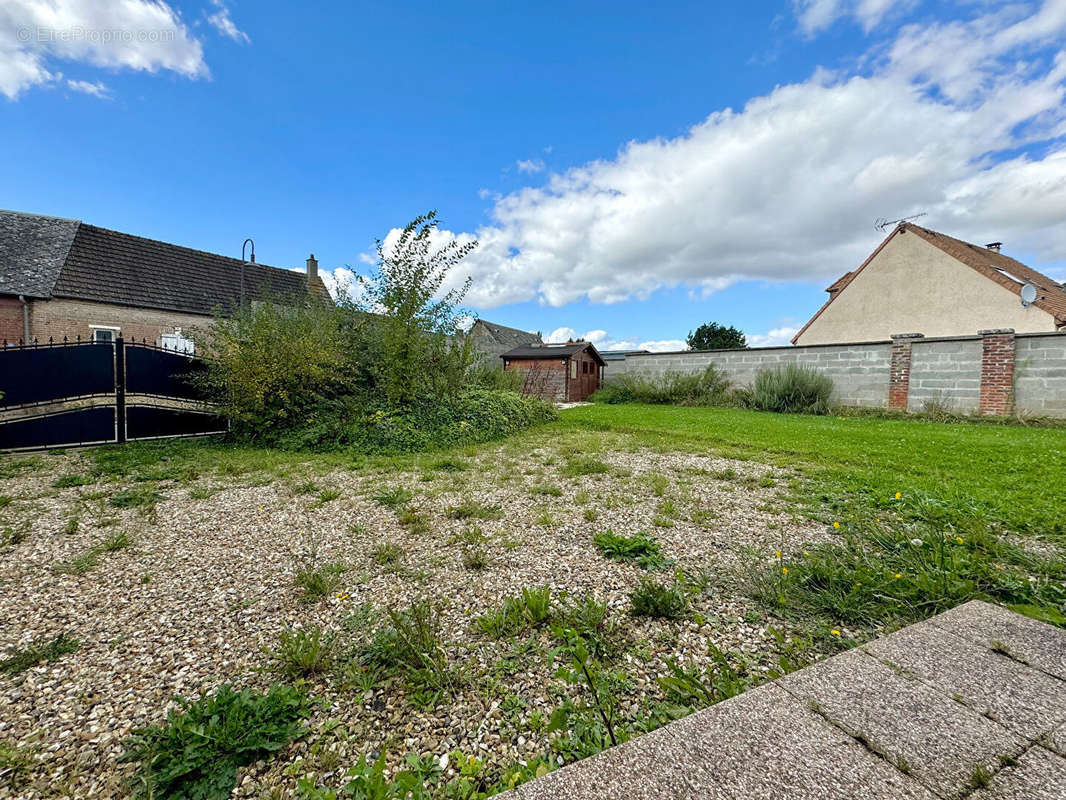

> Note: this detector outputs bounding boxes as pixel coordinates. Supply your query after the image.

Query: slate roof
[0,210,79,298]
[470,319,542,348]
[0,210,330,315]
[500,341,606,365]
[793,223,1066,343]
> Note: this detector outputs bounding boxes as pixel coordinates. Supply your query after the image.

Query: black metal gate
[0,338,227,451]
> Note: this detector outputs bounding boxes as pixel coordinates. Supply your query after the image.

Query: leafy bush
[593,531,669,570]
[745,364,833,414]
[591,365,732,406]
[628,577,688,619]
[121,684,310,800]
[0,634,79,675]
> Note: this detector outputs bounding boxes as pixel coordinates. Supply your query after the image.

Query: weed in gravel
[363,601,458,703]
[475,586,553,638]
[535,509,557,526]
[313,488,341,507]
[0,495,10,508]
[652,516,675,528]
[292,480,319,495]
[0,740,34,788]
[574,490,591,505]
[61,516,79,536]
[371,542,403,565]
[270,626,335,677]
[120,683,310,800]
[0,458,41,479]
[294,562,345,601]
[348,522,369,536]
[644,473,669,497]
[657,645,756,709]
[431,458,468,472]
[548,633,624,754]
[593,531,670,570]
[397,507,431,534]
[108,487,163,511]
[445,500,503,520]
[628,577,688,619]
[188,486,216,499]
[563,457,611,477]
[1,522,29,546]
[531,484,563,497]
[102,531,131,552]
[583,508,600,522]
[54,532,130,575]
[53,474,93,488]
[373,486,413,508]
[0,634,80,676]
[461,546,490,571]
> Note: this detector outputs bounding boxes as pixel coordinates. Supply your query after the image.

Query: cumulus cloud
[0,0,248,99]
[793,0,909,34]
[206,0,249,44]
[746,326,801,348]
[418,1,1066,311]
[65,77,110,98]
[545,326,687,353]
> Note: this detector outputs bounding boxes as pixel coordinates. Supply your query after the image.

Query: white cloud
[516,158,545,174]
[416,2,1066,310]
[65,77,110,98]
[545,326,688,353]
[793,0,912,34]
[0,0,242,100]
[206,0,249,44]
[746,326,801,348]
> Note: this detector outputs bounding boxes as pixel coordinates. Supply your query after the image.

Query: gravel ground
[0,440,839,798]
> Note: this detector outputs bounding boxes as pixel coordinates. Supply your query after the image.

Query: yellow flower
[894,573,902,579]
[833,522,841,530]
[831,629,841,636]
[955,536,964,544]
[775,551,782,559]
[894,492,902,500]
[781,567,789,575]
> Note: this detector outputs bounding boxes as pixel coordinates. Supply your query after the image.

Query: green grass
[0,634,80,675]
[445,500,504,520]
[557,404,1066,536]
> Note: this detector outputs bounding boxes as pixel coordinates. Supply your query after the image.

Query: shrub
[270,626,334,677]
[593,531,669,570]
[628,577,688,619]
[591,365,732,406]
[121,684,310,800]
[746,364,833,414]
[0,634,79,675]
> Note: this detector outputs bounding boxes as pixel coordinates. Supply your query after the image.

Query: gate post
[115,337,127,443]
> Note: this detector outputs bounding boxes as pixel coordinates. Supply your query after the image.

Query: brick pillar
[979,329,1016,416]
[889,333,923,411]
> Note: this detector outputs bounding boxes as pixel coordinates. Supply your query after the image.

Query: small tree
[355,212,479,406]
[686,322,746,351]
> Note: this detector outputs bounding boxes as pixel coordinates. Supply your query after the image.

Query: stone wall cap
[891,333,925,340]
[978,329,1015,336]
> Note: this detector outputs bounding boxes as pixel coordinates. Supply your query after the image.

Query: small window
[90,325,120,343]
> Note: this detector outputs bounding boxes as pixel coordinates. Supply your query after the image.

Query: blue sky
[2,0,1065,350]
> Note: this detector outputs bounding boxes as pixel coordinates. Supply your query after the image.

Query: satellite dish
[1020,283,1038,307]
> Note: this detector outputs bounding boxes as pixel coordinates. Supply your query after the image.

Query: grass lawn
[1,403,1063,797]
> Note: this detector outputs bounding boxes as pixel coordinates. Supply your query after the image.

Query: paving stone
[968,746,1066,800]
[506,683,934,800]
[927,600,1066,681]
[863,621,1066,742]
[779,648,1026,799]
[1044,720,1065,758]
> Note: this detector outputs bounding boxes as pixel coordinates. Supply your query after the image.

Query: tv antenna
[875,212,926,232]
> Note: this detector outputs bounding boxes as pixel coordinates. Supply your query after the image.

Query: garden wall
[607,330,1066,418]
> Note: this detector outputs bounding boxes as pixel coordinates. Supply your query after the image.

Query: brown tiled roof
[1,210,330,314]
[501,341,606,365]
[792,223,1066,343]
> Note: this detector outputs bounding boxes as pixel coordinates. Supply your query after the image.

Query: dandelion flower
[776,551,782,559]
[894,492,902,500]
[831,629,841,636]
[894,573,902,579]
[956,536,964,544]
[833,522,841,530]
[781,567,789,575]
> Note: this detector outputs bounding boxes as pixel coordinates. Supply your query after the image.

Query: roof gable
[0,210,80,298]
[472,319,542,348]
[501,341,606,365]
[792,223,1066,343]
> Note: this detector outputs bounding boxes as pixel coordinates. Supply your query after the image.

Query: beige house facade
[793,223,1066,345]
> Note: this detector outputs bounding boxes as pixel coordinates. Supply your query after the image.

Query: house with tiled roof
[0,210,329,350]
[793,223,1066,345]
[466,318,542,364]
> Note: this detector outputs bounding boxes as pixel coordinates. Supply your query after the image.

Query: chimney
[985,242,1002,252]
[306,253,318,281]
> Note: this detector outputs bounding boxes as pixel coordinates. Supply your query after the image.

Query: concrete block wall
[608,330,1066,417]
[1014,333,1066,416]
[906,338,983,413]
[609,341,893,408]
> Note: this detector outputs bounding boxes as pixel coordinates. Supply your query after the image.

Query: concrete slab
[927,600,1066,681]
[507,683,934,800]
[1045,720,1066,758]
[863,621,1066,742]
[778,648,1026,798]
[968,746,1066,800]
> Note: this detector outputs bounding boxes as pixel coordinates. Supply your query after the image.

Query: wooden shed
[500,341,606,402]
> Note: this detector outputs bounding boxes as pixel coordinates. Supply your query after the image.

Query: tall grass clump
[591,365,732,406]
[745,364,833,414]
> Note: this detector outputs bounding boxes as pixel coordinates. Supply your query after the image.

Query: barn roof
[500,341,606,366]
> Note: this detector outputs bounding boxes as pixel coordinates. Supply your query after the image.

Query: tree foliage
[686,322,747,350]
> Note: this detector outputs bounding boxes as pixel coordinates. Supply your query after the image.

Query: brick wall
[24,297,210,346]
[609,330,1066,417]
[0,297,25,344]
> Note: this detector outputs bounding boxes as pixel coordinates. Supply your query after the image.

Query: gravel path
[0,440,837,798]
